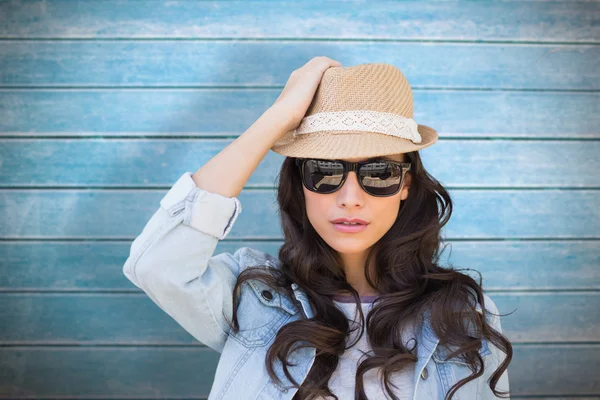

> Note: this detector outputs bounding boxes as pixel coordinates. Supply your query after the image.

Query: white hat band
[292,110,423,144]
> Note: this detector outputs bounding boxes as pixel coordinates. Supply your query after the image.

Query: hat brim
[270,124,439,159]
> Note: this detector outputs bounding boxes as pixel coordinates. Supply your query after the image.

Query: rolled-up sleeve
[122,171,245,353]
[159,172,241,240]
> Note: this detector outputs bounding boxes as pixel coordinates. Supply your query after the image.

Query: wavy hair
[225,150,512,400]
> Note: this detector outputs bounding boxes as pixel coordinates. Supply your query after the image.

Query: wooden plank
[0,344,598,397]
[0,292,597,344]
[0,347,219,398]
[1,41,597,90]
[0,90,597,138]
[0,1,597,42]
[1,241,598,291]
[510,344,600,396]
[441,241,600,291]
[492,293,600,343]
[1,189,598,239]
[0,294,199,345]
[1,139,598,188]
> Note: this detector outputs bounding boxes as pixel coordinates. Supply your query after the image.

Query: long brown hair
[225,151,512,400]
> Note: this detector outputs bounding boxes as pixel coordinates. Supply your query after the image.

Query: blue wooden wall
[0,1,599,398]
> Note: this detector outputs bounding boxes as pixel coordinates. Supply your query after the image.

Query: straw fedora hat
[270,63,438,159]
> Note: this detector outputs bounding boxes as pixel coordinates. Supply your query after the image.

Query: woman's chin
[326,241,371,254]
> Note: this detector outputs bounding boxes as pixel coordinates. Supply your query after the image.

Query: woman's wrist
[263,103,298,137]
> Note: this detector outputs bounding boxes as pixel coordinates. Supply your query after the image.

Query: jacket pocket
[229,278,299,347]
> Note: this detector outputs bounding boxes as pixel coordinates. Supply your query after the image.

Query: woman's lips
[331,222,368,233]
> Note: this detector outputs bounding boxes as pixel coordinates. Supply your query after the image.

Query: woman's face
[303,153,411,257]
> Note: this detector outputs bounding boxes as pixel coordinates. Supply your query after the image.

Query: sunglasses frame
[294,157,412,197]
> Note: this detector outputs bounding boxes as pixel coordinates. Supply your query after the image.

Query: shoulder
[456,288,502,332]
[476,292,499,314]
[423,291,502,332]
[478,293,502,332]
[208,247,280,277]
[238,247,280,267]
[231,246,281,270]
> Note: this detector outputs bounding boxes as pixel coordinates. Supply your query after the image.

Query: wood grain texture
[1,139,598,187]
[1,90,598,137]
[1,41,597,90]
[1,0,598,398]
[0,1,597,41]
[509,344,600,395]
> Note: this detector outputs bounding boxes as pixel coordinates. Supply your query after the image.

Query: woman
[123,57,512,399]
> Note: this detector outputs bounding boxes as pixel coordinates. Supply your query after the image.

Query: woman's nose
[338,171,364,197]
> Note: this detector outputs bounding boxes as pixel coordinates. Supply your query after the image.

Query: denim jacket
[123,172,510,400]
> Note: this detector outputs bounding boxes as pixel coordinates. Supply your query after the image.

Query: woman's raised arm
[122,56,342,352]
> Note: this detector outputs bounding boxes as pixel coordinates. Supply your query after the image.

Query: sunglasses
[295,157,411,197]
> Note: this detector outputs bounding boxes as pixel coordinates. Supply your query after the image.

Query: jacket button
[261,290,273,300]
[421,367,428,380]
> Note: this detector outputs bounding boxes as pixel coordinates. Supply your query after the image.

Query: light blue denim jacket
[123,172,510,400]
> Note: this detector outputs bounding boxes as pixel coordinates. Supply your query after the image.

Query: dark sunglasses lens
[302,159,404,196]
[359,161,403,196]
[302,159,345,193]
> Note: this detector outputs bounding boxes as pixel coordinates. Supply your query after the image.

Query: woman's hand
[271,56,343,133]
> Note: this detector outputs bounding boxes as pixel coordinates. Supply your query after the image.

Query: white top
[317,296,416,400]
